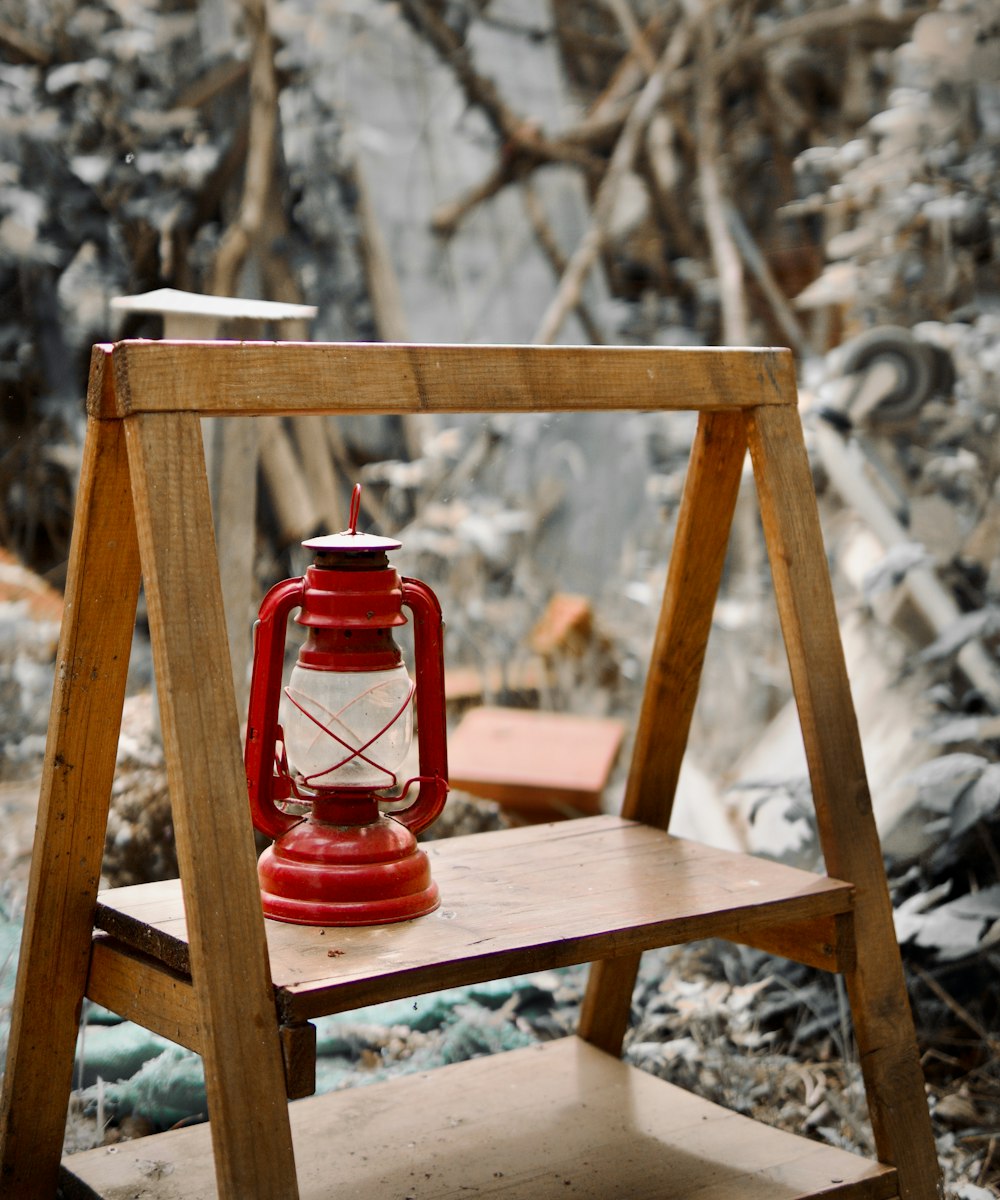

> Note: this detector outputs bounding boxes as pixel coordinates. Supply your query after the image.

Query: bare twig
[174,59,249,111]
[725,202,809,355]
[602,0,657,74]
[0,19,49,65]
[351,148,428,461]
[431,146,534,238]
[694,11,748,346]
[209,0,278,296]
[645,110,698,258]
[568,1,910,145]
[717,2,929,76]
[400,0,604,176]
[911,963,999,1051]
[533,19,694,345]
[521,182,606,345]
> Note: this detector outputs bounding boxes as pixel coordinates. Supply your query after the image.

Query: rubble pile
[788,4,1000,977]
[791,3,999,330]
[400,0,931,349]
[0,0,373,579]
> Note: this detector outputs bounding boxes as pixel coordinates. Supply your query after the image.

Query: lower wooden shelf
[60,1037,897,1200]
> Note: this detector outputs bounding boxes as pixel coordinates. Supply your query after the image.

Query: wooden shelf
[2,342,940,1200]
[91,816,855,1025]
[60,1037,897,1200]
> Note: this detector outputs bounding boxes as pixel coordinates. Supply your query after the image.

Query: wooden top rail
[88,340,797,419]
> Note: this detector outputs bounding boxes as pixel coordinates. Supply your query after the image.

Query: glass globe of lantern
[280,659,414,793]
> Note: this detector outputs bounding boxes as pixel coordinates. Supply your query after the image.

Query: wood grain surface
[61,1037,899,1200]
[92,340,797,417]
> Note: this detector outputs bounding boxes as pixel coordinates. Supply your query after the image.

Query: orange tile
[448,706,625,821]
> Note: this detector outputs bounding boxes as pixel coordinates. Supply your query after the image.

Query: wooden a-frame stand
[1,341,941,1199]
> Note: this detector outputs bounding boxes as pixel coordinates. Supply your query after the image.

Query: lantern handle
[245,576,307,840]
[348,483,361,535]
[392,577,449,835]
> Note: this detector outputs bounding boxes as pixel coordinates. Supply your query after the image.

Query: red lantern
[244,486,448,925]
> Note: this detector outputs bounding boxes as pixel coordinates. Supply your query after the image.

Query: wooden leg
[579,410,747,1052]
[0,413,140,1198]
[124,410,299,1200]
[747,405,942,1200]
[578,956,642,1054]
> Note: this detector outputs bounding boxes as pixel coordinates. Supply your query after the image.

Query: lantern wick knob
[348,483,362,536]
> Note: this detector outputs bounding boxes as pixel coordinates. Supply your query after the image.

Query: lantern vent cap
[303,531,402,553]
[302,484,401,554]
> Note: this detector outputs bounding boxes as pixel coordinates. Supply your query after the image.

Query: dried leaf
[951,762,1000,837]
[861,541,931,600]
[900,752,988,813]
[917,607,1000,666]
[896,884,1000,961]
[926,715,1000,745]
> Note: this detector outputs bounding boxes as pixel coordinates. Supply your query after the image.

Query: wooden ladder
[0,341,941,1199]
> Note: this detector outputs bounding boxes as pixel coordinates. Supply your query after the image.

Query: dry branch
[695,12,748,346]
[725,203,809,355]
[521,182,606,345]
[533,19,694,345]
[401,0,605,179]
[0,19,49,65]
[717,2,928,75]
[209,0,279,296]
[602,0,658,75]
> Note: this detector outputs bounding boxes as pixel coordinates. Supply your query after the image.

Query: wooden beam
[0,397,141,1198]
[124,407,298,1199]
[87,938,318,1100]
[579,410,748,1053]
[93,341,797,418]
[747,404,941,1199]
[87,936,201,1052]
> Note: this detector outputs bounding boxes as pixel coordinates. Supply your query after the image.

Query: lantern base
[257,810,440,927]
[259,883,440,927]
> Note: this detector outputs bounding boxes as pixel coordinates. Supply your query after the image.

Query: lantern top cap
[303,530,402,553]
[302,483,401,554]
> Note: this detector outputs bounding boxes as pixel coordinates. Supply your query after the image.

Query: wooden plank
[622,410,748,826]
[87,940,318,1100]
[0,380,141,1198]
[579,409,748,1051]
[93,340,798,418]
[87,936,201,1052]
[747,405,940,1200]
[124,408,298,1199]
[735,911,856,974]
[111,286,316,323]
[93,816,855,1022]
[279,1022,317,1101]
[60,1037,898,1200]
